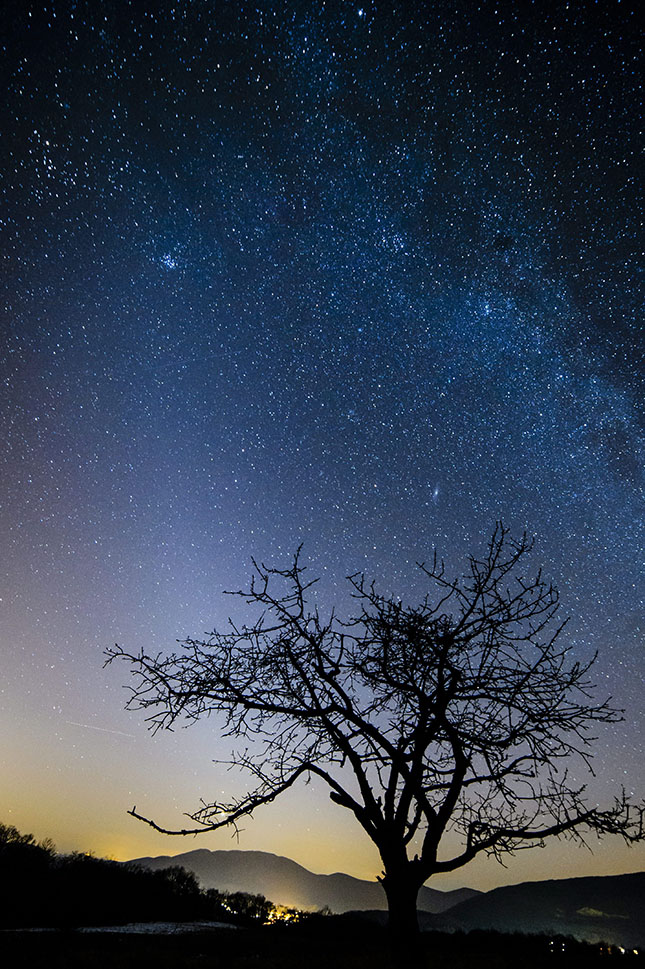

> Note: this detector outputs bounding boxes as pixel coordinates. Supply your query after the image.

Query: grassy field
[2,924,641,969]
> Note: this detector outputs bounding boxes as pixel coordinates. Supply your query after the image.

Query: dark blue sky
[1,0,643,887]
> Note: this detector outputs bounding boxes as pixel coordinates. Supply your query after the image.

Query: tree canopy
[108,524,643,940]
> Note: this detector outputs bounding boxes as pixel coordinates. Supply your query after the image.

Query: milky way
[1,1,643,887]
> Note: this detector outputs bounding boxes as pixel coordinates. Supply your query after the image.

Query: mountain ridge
[128,848,645,946]
[127,847,479,914]
[441,870,645,948]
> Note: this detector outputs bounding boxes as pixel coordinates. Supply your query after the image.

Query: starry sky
[1,0,643,892]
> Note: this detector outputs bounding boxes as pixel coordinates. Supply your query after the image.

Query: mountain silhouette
[443,871,645,948]
[127,848,479,914]
[128,849,645,946]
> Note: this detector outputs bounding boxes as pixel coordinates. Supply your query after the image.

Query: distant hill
[127,848,480,914]
[443,871,645,948]
[128,849,645,947]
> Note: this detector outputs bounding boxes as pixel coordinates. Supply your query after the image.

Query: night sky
[1,1,643,892]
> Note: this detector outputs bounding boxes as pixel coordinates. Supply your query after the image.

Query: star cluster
[0,1,642,887]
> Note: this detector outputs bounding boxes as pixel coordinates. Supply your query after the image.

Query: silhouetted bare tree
[108,524,643,944]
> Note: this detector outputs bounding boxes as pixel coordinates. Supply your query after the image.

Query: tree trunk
[381,869,423,950]
[380,871,426,967]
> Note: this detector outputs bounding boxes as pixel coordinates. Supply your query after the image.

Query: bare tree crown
[107,524,643,883]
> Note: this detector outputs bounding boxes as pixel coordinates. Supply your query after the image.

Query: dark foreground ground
[2,923,643,969]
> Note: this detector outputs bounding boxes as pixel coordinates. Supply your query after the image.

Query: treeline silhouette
[0,822,293,929]
[3,824,641,967]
